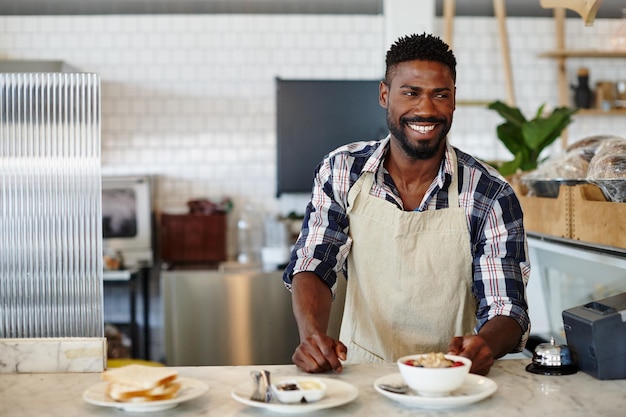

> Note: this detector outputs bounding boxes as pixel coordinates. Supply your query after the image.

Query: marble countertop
[1,359,624,417]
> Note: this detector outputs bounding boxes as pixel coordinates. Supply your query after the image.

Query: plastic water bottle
[237,205,262,264]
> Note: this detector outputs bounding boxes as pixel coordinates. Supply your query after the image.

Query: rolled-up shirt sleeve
[472,184,531,352]
[282,156,353,299]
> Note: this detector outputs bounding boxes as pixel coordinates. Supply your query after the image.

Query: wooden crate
[513,183,571,239]
[570,184,626,249]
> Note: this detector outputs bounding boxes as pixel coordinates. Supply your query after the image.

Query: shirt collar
[368,135,456,187]
[363,135,390,173]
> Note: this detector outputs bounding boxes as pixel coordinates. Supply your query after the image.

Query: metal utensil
[261,370,273,403]
[250,370,265,402]
[379,383,410,394]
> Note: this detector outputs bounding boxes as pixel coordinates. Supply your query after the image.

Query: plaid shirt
[283,136,531,350]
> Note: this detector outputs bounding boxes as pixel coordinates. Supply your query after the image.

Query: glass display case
[526,233,626,345]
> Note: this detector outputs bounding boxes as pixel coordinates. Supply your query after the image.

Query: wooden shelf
[576,108,626,115]
[541,8,626,148]
[540,49,626,58]
[457,99,492,107]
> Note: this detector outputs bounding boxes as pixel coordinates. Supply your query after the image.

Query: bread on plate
[101,364,180,402]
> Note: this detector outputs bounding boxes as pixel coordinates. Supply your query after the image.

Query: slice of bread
[102,364,178,390]
[106,381,182,402]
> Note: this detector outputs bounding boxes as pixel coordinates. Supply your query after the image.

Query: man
[282,33,530,376]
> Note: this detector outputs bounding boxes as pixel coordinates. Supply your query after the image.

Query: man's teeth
[408,124,435,133]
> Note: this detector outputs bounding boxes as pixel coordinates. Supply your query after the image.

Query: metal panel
[0,72,103,338]
[163,269,346,366]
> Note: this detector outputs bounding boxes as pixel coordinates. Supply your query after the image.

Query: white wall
[1,14,624,258]
[383,0,434,46]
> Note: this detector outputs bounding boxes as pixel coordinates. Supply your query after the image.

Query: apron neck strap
[347,171,375,214]
[448,148,459,208]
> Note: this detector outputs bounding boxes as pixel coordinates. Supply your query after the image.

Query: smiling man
[283,33,531,376]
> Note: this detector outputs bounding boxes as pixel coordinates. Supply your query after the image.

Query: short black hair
[384,33,456,84]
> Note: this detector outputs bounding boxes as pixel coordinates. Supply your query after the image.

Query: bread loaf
[588,154,626,179]
[565,135,615,162]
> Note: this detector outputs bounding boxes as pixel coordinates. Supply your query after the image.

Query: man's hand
[447,335,494,375]
[448,316,524,375]
[291,272,347,373]
[292,333,347,373]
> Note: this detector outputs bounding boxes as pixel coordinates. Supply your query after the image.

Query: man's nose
[412,96,437,116]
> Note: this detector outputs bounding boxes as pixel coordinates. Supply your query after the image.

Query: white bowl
[270,378,327,404]
[397,353,471,397]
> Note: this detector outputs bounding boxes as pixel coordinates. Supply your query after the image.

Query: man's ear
[379,80,389,108]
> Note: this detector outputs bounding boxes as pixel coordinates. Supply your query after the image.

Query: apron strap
[447,148,460,208]
[346,171,375,215]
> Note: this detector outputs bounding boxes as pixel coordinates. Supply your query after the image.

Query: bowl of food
[270,377,327,404]
[397,352,471,397]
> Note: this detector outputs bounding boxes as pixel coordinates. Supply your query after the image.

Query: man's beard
[387,113,451,160]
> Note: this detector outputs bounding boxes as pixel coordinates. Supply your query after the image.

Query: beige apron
[340,150,476,363]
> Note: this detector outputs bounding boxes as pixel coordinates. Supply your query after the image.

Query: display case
[526,233,626,345]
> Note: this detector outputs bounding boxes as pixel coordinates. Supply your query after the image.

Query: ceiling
[0,0,622,18]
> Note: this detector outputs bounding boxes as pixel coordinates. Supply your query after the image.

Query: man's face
[379,60,455,160]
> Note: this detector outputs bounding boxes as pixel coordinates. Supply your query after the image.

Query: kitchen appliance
[102,175,153,268]
[562,292,626,380]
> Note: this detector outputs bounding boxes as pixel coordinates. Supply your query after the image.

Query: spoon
[261,369,273,403]
[379,383,410,394]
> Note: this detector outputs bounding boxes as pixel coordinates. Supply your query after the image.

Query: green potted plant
[487,100,578,177]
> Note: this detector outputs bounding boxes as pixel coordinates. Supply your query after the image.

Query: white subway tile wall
[1,14,624,258]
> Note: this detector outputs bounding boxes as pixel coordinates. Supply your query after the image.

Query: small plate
[374,373,497,410]
[525,363,578,376]
[83,377,209,413]
[231,376,358,414]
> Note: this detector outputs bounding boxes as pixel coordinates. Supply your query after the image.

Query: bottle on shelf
[571,67,593,109]
[595,81,616,111]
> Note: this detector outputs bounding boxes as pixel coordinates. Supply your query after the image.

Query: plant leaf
[488,101,527,128]
[522,107,577,151]
[496,122,525,155]
[498,152,524,177]
[534,103,546,119]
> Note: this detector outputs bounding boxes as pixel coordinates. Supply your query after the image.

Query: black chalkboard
[276,79,388,196]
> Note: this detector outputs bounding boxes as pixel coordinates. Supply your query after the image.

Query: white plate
[83,377,209,413]
[231,376,358,414]
[374,373,497,410]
